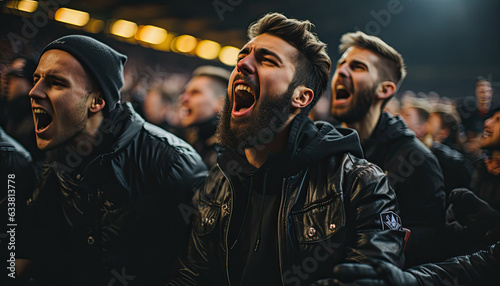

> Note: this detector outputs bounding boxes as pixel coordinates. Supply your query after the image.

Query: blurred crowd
[2,52,498,238]
[0,25,498,284]
[2,53,496,176]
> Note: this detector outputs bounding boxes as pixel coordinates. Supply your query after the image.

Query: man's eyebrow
[256,47,282,64]
[238,47,250,56]
[351,59,368,67]
[34,71,69,83]
[337,58,368,68]
[238,47,283,64]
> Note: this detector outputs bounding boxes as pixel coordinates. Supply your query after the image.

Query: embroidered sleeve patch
[380,211,402,230]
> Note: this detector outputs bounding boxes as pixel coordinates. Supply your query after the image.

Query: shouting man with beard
[168,13,406,285]
[330,31,446,268]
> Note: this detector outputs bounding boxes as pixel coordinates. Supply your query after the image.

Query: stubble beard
[216,82,297,150]
[333,84,377,124]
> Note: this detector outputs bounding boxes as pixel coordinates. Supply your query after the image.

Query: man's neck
[245,118,293,169]
[344,105,382,141]
[68,112,105,159]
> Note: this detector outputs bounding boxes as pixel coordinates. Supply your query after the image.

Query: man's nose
[236,54,256,75]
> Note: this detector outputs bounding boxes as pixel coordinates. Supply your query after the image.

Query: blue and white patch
[380,211,402,230]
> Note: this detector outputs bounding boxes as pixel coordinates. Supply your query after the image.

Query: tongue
[239,107,249,113]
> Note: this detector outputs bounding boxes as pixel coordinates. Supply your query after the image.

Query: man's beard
[332,84,376,124]
[216,82,297,151]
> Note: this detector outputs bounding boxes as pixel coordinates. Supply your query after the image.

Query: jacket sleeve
[406,241,500,285]
[390,146,446,267]
[157,142,209,195]
[167,166,223,285]
[344,159,406,268]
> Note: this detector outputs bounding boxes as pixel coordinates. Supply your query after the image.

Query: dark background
[1,0,499,100]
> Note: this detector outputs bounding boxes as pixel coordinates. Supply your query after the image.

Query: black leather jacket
[1,127,36,281]
[407,241,499,285]
[169,114,406,286]
[362,112,446,267]
[20,103,208,285]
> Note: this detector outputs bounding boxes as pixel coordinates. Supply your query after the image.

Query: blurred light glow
[136,25,168,45]
[55,8,90,27]
[6,0,38,12]
[6,1,16,8]
[175,35,197,53]
[196,40,221,60]
[152,33,175,52]
[110,19,138,38]
[219,46,240,66]
[84,18,104,34]
[17,0,37,12]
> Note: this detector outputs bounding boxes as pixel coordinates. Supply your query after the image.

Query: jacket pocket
[193,197,220,236]
[291,196,344,243]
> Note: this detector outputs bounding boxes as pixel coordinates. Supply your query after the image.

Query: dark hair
[415,107,430,124]
[339,31,406,107]
[475,76,491,86]
[248,12,331,115]
[431,102,462,146]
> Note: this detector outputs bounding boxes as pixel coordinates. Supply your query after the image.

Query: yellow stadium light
[54,8,90,27]
[219,46,240,66]
[6,0,38,12]
[152,33,176,52]
[175,35,198,53]
[17,0,37,12]
[110,19,138,38]
[84,18,104,34]
[136,25,167,45]
[195,40,221,60]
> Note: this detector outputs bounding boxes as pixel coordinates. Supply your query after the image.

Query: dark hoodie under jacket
[362,112,446,268]
[169,113,406,286]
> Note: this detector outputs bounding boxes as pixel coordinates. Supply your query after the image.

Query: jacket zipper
[278,177,287,286]
[278,169,309,285]
[218,164,234,286]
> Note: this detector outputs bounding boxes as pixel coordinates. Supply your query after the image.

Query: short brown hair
[248,12,331,114]
[192,65,230,98]
[339,31,406,102]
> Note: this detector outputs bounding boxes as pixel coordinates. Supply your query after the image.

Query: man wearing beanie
[17,35,208,285]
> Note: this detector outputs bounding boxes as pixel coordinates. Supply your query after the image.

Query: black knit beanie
[41,35,127,112]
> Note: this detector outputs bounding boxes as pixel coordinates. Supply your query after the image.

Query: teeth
[336,85,346,90]
[235,84,252,93]
[33,108,47,114]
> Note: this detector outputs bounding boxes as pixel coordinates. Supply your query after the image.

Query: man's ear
[90,96,105,113]
[291,85,314,109]
[375,81,396,100]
